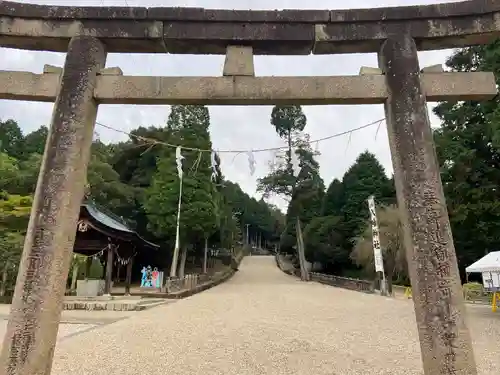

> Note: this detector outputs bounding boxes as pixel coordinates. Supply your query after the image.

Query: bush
[463,282,488,302]
[87,258,104,279]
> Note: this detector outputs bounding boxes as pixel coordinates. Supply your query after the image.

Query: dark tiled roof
[82,202,159,249]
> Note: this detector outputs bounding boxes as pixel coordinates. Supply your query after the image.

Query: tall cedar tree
[321,178,344,217]
[222,181,284,246]
[303,215,349,273]
[145,105,219,252]
[280,139,325,253]
[257,105,307,198]
[303,179,347,272]
[0,120,23,159]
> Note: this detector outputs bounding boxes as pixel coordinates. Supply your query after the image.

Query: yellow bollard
[492,292,500,312]
[404,287,412,299]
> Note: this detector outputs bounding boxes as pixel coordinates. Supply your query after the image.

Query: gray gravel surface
[51,256,500,375]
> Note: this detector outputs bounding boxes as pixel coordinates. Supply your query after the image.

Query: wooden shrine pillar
[378,35,476,375]
[125,255,134,296]
[103,242,114,296]
[102,258,107,279]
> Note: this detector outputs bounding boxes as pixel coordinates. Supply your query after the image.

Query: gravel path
[51,256,500,375]
[0,305,137,325]
[0,321,98,349]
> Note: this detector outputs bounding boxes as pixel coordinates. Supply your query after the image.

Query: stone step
[63,299,169,311]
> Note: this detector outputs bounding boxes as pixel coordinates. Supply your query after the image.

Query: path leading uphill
[51,256,500,375]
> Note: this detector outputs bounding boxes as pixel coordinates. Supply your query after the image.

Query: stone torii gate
[0,1,498,374]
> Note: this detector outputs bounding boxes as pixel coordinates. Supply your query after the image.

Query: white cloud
[0,0,461,210]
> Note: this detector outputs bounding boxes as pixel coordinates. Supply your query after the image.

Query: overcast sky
[0,0,460,210]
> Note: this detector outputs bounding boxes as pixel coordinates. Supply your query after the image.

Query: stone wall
[309,272,374,294]
[166,250,245,299]
[275,254,374,294]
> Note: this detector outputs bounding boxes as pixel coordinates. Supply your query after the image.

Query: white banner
[367,196,385,273]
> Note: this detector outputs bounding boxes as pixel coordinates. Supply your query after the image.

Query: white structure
[466,251,500,291]
[367,196,385,274]
[367,196,387,296]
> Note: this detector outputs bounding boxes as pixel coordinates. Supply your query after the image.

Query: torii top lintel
[0,0,498,54]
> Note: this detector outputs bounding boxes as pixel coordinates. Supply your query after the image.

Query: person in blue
[145,266,153,287]
[140,267,147,287]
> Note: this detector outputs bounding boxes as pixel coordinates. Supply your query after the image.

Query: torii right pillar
[379,35,477,375]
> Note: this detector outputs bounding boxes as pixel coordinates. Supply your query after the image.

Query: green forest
[1,41,500,294]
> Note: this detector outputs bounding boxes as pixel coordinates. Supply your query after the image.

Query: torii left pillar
[0,36,106,375]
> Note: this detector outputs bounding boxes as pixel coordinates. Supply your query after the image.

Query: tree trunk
[0,266,8,297]
[70,262,79,291]
[287,130,292,166]
[178,247,188,279]
[387,270,394,296]
[203,238,208,274]
[374,272,381,291]
[296,218,309,281]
